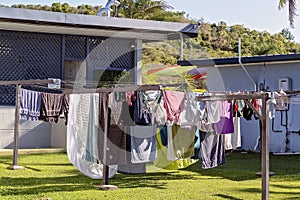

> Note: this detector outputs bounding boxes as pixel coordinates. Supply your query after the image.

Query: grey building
[0,7,198,149]
[179,54,300,153]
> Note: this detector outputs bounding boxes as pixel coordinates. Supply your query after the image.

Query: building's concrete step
[0,148,66,156]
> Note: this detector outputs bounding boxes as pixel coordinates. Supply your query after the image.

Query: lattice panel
[65,35,87,60]
[0,30,135,104]
[88,37,134,70]
[0,30,62,105]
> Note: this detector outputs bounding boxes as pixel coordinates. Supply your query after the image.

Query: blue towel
[82,93,99,164]
[130,125,157,163]
[20,89,42,121]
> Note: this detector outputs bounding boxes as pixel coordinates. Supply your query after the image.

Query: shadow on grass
[272,184,300,190]
[179,152,261,181]
[214,194,243,200]
[238,187,300,197]
[1,171,198,196]
[180,152,300,182]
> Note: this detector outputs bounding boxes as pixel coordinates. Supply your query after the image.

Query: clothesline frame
[2,80,186,190]
[6,79,296,199]
[0,80,55,170]
[196,92,270,200]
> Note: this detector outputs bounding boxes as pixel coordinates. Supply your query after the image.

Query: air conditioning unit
[278,77,292,91]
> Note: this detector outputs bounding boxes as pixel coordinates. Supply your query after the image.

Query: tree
[279,0,297,28]
[117,0,173,20]
[51,2,62,12]
[280,28,295,41]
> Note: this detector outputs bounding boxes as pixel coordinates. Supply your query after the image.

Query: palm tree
[278,0,297,28]
[117,0,173,20]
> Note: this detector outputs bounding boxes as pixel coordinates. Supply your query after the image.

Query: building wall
[0,106,52,149]
[206,62,300,153]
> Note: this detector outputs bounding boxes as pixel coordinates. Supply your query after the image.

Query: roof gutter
[238,38,257,91]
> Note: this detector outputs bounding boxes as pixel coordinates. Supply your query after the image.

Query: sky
[2,0,300,42]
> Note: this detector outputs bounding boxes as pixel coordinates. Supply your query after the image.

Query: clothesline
[7,79,296,200]
[7,80,192,190]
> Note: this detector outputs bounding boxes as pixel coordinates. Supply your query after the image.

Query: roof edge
[178,54,300,67]
[0,7,198,38]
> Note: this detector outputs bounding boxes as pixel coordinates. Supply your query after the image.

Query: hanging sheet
[67,93,117,179]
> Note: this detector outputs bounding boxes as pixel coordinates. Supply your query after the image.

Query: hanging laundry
[129,125,157,163]
[257,99,263,116]
[154,94,167,126]
[98,92,127,165]
[252,99,259,111]
[163,90,186,123]
[82,93,99,164]
[167,124,176,160]
[199,130,226,169]
[160,125,168,146]
[224,116,241,150]
[214,101,234,134]
[269,92,277,119]
[20,89,42,121]
[198,101,214,133]
[178,92,199,127]
[63,94,69,125]
[114,92,126,102]
[191,129,201,159]
[241,101,253,121]
[167,124,195,161]
[143,90,162,125]
[125,91,135,106]
[206,101,221,124]
[232,100,240,117]
[237,100,245,115]
[118,132,146,174]
[39,92,64,123]
[133,91,152,126]
[233,100,245,117]
[154,126,197,170]
[274,91,289,111]
[67,93,117,179]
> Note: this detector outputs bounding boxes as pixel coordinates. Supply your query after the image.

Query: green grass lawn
[1,152,300,200]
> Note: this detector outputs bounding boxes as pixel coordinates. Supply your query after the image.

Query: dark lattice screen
[0,30,135,105]
[65,35,87,60]
[0,31,62,105]
[89,37,134,70]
